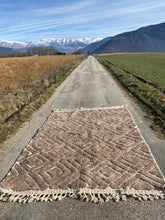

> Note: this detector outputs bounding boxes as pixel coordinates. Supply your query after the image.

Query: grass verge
[96,55,165,136]
[0,56,85,143]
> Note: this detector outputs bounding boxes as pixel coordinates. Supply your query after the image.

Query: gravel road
[0,56,164,220]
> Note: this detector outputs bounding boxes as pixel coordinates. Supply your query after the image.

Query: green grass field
[97,53,165,89]
[96,53,165,133]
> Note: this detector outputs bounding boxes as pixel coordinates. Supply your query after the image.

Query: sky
[0,0,165,42]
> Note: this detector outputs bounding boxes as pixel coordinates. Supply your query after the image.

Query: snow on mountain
[78,37,103,44]
[0,41,27,49]
[0,38,102,54]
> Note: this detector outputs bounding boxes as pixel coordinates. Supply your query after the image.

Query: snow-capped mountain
[0,38,102,54]
[0,41,27,49]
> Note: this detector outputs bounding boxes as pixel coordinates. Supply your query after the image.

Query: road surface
[0,56,165,220]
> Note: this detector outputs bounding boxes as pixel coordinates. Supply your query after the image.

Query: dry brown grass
[0,55,82,98]
[0,56,85,143]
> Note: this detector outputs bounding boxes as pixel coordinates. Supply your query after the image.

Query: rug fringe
[0,188,164,203]
[0,192,69,203]
[76,188,165,203]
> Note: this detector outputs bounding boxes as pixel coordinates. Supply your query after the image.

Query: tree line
[0,47,65,58]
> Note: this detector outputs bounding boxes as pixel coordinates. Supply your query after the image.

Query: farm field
[0,55,84,143]
[97,53,165,89]
[96,53,165,132]
[0,55,82,98]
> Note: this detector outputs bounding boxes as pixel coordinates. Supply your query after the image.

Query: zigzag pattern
[1,107,164,192]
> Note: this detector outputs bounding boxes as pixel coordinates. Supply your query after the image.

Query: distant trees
[0,47,65,58]
[26,47,64,56]
[12,50,26,57]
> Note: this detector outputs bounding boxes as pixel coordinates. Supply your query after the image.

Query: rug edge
[125,107,165,183]
[1,105,165,203]
[0,187,164,203]
[52,105,127,112]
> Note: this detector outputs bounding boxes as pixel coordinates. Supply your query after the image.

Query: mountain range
[0,38,102,54]
[83,22,165,54]
[0,22,165,55]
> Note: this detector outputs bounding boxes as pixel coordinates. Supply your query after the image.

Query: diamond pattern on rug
[0,107,165,202]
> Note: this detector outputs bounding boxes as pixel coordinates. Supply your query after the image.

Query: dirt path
[0,56,165,220]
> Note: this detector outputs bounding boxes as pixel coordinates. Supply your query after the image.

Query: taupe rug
[0,106,165,203]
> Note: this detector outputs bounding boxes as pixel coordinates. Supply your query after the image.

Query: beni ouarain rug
[0,106,165,203]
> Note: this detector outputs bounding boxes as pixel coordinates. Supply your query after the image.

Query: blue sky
[0,0,165,42]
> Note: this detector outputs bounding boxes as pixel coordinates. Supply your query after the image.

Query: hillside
[0,47,14,55]
[82,37,112,55]
[86,22,165,54]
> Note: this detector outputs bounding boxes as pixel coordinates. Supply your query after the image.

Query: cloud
[33,0,95,16]
[0,0,165,41]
